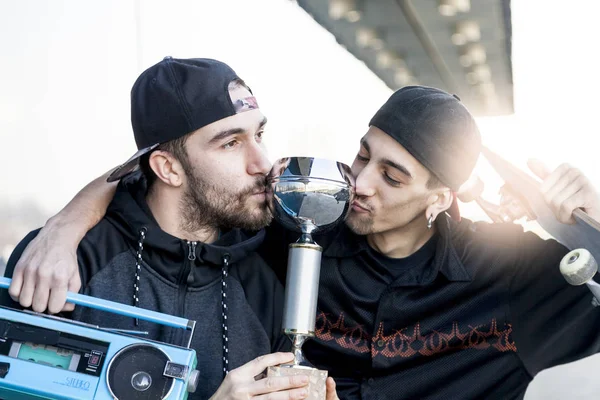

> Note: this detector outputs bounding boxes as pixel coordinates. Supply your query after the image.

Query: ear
[148,150,185,187]
[425,187,453,221]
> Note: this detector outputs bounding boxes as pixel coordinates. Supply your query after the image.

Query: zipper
[186,241,197,285]
[177,241,197,314]
[188,241,197,261]
[173,240,197,346]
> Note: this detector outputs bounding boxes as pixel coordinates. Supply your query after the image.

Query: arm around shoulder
[7,168,118,314]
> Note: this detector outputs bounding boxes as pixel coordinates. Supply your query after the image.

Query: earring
[427,214,435,229]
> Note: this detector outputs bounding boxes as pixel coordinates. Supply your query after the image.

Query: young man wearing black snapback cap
[260,86,600,399]
[7,79,600,398]
[1,57,342,399]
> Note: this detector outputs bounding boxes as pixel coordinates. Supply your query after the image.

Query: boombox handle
[0,277,196,349]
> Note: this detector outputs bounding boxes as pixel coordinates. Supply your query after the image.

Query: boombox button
[89,354,101,367]
[163,361,188,379]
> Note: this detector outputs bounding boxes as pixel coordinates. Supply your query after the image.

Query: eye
[384,172,401,186]
[223,139,239,149]
[355,154,369,163]
[255,130,264,141]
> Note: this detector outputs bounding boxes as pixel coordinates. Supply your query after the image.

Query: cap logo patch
[233,96,259,113]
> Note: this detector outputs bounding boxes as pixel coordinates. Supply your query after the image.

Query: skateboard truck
[458,176,535,224]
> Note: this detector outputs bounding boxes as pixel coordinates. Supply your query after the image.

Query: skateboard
[462,146,600,305]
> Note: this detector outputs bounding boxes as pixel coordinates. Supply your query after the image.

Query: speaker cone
[107,344,174,399]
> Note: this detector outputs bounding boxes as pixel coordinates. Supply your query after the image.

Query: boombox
[0,277,199,399]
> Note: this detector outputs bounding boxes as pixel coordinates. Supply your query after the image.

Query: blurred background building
[1,1,600,398]
[297,0,514,116]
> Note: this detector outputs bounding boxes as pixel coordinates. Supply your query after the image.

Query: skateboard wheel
[560,248,598,286]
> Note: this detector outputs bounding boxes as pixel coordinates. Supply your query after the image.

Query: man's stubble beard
[346,211,375,235]
[345,197,428,236]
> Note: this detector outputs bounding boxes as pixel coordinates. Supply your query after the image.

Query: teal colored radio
[0,277,199,399]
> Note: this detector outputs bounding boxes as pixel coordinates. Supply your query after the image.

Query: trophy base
[267,365,327,400]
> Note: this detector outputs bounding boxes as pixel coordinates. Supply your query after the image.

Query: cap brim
[447,192,461,222]
[107,143,159,183]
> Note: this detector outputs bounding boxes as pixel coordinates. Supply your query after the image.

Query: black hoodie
[3,177,289,399]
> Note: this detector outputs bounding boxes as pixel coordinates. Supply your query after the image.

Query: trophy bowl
[266,157,355,400]
[268,157,355,238]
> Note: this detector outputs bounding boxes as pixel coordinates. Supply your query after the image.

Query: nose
[354,165,376,198]
[247,141,272,176]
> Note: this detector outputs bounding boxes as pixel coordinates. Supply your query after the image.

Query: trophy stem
[298,232,315,244]
[282,241,322,365]
[290,335,308,365]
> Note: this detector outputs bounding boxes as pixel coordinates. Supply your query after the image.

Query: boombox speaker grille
[107,344,174,399]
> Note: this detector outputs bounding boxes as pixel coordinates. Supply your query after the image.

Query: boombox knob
[187,369,200,393]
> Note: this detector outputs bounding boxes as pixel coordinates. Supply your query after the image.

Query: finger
[31,278,51,313]
[61,272,81,312]
[539,163,571,195]
[549,177,585,224]
[8,263,25,301]
[49,290,69,314]
[326,377,338,400]
[47,282,69,314]
[250,375,309,395]
[558,190,585,225]
[62,304,75,312]
[527,158,552,181]
[18,266,39,309]
[543,167,580,205]
[45,263,75,314]
[238,353,295,377]
[253,387,308,400]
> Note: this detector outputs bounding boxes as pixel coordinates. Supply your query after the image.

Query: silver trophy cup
[266,157,355,399]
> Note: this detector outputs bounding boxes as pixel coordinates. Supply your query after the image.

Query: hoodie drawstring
[132,227,231,377]
[221,253,230,378]
[133,227,147,326]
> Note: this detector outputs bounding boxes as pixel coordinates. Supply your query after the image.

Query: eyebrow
[382,158,413,180]
[361,138,414,179]
[209,116,268,144]
[361,138,370,153]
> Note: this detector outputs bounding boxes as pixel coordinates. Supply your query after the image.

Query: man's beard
[345,196,429,236]
[344,194,374,235]
[345,211,375,235]
[179,164,273,233]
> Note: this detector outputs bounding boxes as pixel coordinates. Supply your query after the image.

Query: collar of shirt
[323,213,472,286]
